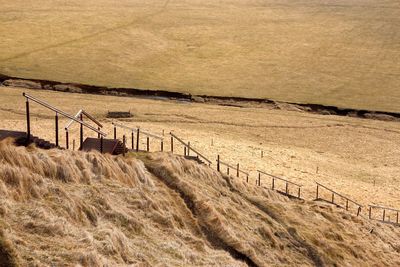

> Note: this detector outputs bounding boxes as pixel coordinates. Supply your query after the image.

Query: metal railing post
[80,113,83,149]
[55,112,59,147]
[65,130,69,149]
[25,99,30,145]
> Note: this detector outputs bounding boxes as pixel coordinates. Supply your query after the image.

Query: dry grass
[1,0,400,111]
[0,139,399,266]
[1,86,400,211]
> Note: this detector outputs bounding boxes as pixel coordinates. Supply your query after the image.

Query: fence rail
[369,204,400,224]
[258,170,302,199]
[23,93,107,148]
[112,122,164,152]
[316,182,362,216]
[170,132,212,165]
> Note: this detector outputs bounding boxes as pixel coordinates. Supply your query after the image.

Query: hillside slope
[1,0,400,112]
[0,140,399,266]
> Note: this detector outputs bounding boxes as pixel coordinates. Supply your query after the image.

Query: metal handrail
[316,182,362,207]
[258,170,302,187]
[219,160,249,176]
[112,122,163,140]
[65,109,103,130]
[23,93,107,136]
[170,132,212,164]
[369,204,400,213]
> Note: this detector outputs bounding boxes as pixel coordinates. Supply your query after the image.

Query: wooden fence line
[316,182,362,216]
[170,132,212,165]
[369,204,400,224]
[257,170,302,199]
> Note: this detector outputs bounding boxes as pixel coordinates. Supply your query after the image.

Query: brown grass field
[1,87,400,265]
[1,0,400,111]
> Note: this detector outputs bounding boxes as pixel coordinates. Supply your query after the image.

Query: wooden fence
[316,182,362,216]
[369,204,400,225]
[216,155,249,181]
[257,170,302,199]
[112,122,163,152]
[169,132,212,165]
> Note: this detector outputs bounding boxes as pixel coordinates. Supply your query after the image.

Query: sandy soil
[0,87,399,216]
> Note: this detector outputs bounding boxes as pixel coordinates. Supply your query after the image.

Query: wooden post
[236,163,240,178]
[26,99,30,145]
[369,206,372,219]
[227,167,230,175]
[383,209,386,222]
[114,126,117,140]
[161,140,164,152]
[272,178,275,190]
[184,147,187,156]
[298,187,301,199]
[316,185,319,199]
[146,137,149,152]
[73,139,75,151]
[397,212,399,224]
[131,131,134,150]
[261,150,263,158]
[285,182,288,194]
[188,142,190,156]
[97,127,100,138]
[331,193,334,204]
[346,200,349,211]
[258,173,261,186]
[217,155,220,172]
[136,128,140,152]
[357,207,361,217]
[246,175,249,183]
[123,135,126,157]
[80,113,83,149]
[100,136,103,153]
[171,136,174,153]
[65,130,69,149]
[55,113,59,147]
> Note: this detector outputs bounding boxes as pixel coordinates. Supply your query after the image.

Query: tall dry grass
[0,140,399,266]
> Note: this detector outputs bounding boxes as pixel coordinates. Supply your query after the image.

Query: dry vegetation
[1,0,400,111]
[0,139,400,266]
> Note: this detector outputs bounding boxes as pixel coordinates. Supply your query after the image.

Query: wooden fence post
[383,209,386,222]
[98,127,100,138]
[123,135,126,157]
[161,140,164,152]
[258,172,261,186]
[217,155,220,172]
[188,142,190,156]
[316,184,319,199]
[331,193,335,204]
[131,131,134,150]
[114,126,116,140]
[272,178,275,190]
[184,147,187,156]
[171,136,174,153]
[236,163,240,178]
[298,188,301,199]
[357,207,361,217]
[285,182,288,194]
[227,167,230,175]
[346,200,349,211]
[246,175,249,183]
[136,128,140,152]
[100,136,103,153]
[146,137,150,152]
[369,206,372,219]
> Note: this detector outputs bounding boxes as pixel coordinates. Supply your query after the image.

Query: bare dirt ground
[1,86,399,213]
[1,0,400,112]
